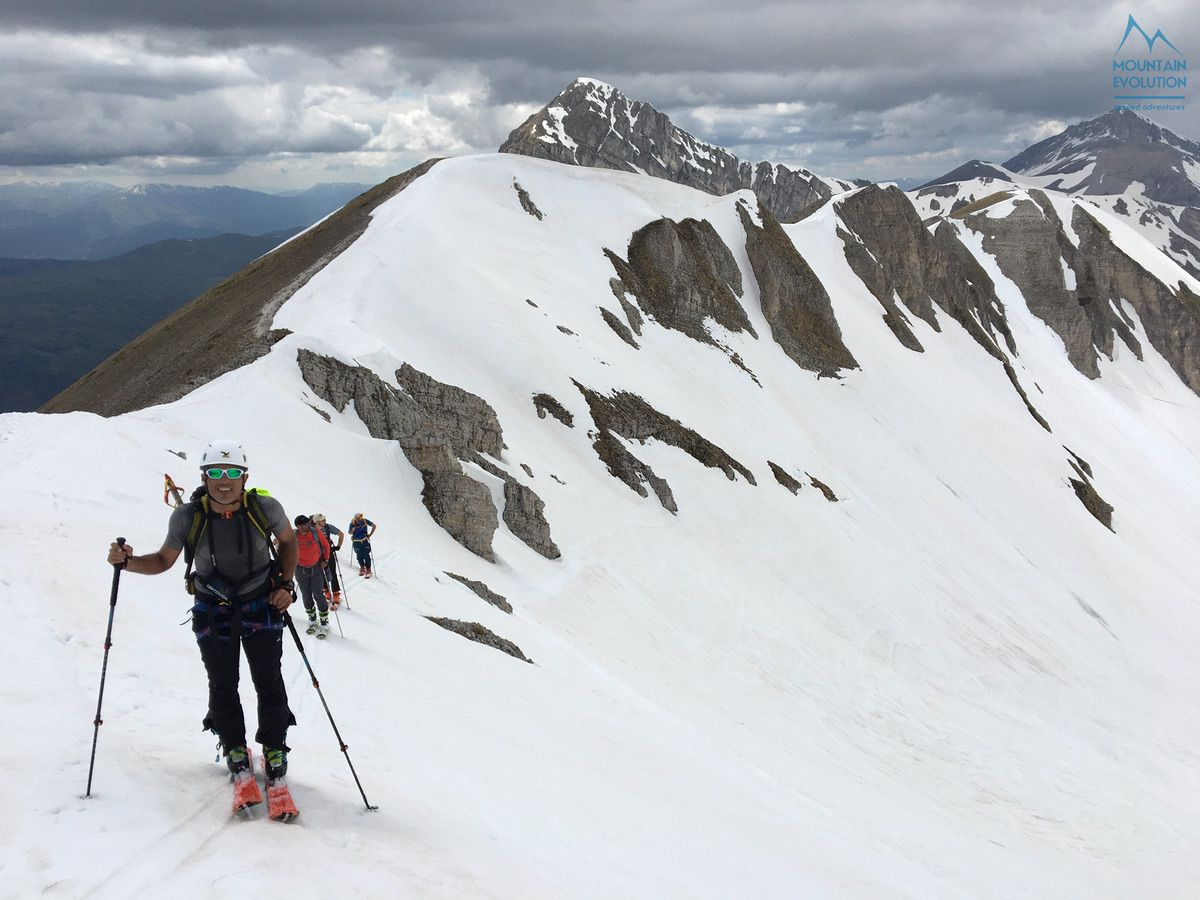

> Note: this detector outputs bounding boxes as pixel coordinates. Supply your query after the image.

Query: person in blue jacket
[348,512,376,578]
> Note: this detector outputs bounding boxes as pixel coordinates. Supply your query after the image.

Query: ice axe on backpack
[163,474,184,508]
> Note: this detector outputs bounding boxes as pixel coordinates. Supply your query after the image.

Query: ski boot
[227,744,262,813]
[316,614,330,639]
[262,746,299,821]
[263,746,288,781]
[305,612,318,635]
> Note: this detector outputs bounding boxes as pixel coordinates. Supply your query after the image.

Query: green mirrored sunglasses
[204,467,245,480]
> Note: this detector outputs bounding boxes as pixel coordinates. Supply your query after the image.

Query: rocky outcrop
[807,474,838,502]
[500,78,861,222]
[600,307,639,347]
[608,280,645,335]
[592,430,678,513]
[738,200,859,377]
[501,478,560,558]
[966,194,1200,395]
[837,185,1015,360]
[575,381,755,513]
[1071,206,1200,395]
[297,350,499,560]
[425,618,532,663]
[513,180,544,220]
[1001,361,1052,432]
[838,189,937,351]
[605,216,752,349]
[1065,449,1114,531]
[42,159,441,416]
[394,363,505,458]
[445,572,513,613]
[768,462,802,494]
[533,393,574,426]
[298,350,560,561]
[931,221,1018,356]
[470,454,561,560]
[964,195,1134,379]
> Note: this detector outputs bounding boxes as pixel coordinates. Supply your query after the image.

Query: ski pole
[283,612,377,811]
[323,566,344,638]
[333,550,350,610]
[86,537,126,798]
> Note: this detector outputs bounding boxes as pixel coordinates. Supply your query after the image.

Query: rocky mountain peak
[1003,109,1200,205]
[500,78,860,222]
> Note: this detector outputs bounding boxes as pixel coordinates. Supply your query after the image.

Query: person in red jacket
[293,514,332,637]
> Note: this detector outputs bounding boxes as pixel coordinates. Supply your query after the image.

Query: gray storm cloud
[0,0,1195,186]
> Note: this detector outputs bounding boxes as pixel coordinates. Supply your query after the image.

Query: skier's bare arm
[107,540,181,575]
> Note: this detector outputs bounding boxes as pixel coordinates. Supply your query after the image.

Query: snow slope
[3,153,1200,899]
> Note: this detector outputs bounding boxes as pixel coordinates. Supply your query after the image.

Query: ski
[265,778,300,821]
[232,769,262,815]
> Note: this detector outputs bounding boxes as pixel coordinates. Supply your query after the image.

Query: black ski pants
[198,630,294,751]
[327,550,341,592]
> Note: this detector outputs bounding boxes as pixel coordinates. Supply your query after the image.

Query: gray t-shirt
[166,493,289,595]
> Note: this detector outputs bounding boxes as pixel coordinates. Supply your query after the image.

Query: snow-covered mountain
[916,110,1200,278]
[1004,108,1200,206]
[501,77,862,222]
[7,143,1200,898]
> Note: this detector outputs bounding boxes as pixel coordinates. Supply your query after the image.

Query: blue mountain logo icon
[1115,14,1182,56]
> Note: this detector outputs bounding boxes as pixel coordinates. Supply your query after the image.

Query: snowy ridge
[3,153,1200,898]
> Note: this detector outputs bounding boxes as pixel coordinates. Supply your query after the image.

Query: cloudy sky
[1,0,1196,191]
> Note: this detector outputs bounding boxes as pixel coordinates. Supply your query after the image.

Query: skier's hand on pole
[269,585,296,612]
[107,540,131,568]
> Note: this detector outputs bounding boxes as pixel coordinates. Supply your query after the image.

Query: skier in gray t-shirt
[107,439,300,785]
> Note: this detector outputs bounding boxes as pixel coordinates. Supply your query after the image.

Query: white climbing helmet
[199,439,248,471]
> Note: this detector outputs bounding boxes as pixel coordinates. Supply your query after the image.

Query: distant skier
[348,512,376,578]
[312,513,344,607]
[293,515,332,637]
[105,439,299,811]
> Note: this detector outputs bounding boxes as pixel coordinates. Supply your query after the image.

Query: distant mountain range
[0,181,367,259]
[0,229,298,411]
[914,108,1200,278]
